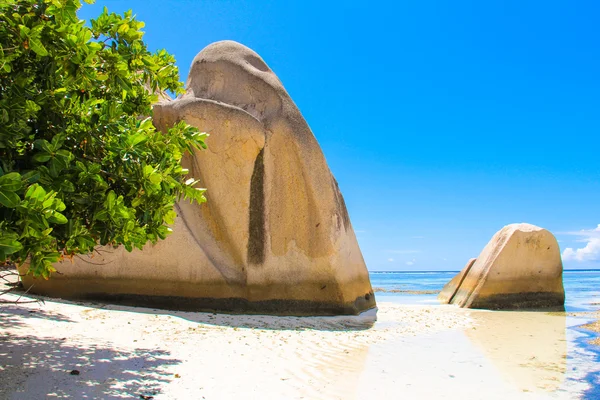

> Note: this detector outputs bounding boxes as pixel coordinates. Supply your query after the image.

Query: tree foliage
[0,0,207,278]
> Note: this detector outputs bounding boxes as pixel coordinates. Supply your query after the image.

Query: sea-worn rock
[20,41,375,316]
[438,223,564,309]
[437,258,477,304]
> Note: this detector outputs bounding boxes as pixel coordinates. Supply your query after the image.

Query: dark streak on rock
[248,148,265,264]
[67,292,377,317]
[470,291,565,310]
[332,177,350,231]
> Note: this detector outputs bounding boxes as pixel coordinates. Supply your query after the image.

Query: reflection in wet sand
[289,339,371,400]
[466,310,567,393]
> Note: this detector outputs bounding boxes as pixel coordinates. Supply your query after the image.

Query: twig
[15,282,36,304]
[74,253,114,265]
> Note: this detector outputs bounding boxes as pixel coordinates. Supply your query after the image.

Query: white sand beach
[2,292,598,400]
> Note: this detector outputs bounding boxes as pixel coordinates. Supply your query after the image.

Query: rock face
[20,41,375,316]
[438,223,564,309]
[437,258,477,304]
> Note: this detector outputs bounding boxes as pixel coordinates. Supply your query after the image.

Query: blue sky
[80,1,600,271]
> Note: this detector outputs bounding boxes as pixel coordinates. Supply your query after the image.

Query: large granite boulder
[20,41,375,316]
[439,223,564,309]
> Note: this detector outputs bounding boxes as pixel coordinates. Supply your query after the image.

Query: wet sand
[581,317,600,346]
[1,294,599,399]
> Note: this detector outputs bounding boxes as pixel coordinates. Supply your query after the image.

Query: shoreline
[1,291,599,399]
[1,294,469,399]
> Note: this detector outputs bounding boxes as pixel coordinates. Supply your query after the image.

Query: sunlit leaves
[0,173,22,207]
[0,233,23,260]
[0,0,207,278]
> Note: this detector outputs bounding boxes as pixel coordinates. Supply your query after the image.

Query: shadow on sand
[134,304,379,332]
[0,303,73,329]
[1,292,180,399]
[0,332,180,399]
[3,288,378,332]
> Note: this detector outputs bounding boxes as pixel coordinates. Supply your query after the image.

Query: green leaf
[163,209,177,225]
[61,181,76,192]
[127,132,148,147]
[48,212,68,224]
[29,37,48,56]
[19,25,30,37]
[118,23,129,34]
[55,149,74,166]
[25,100,41,114]
[148,173,162,185]
[0,172,22,192]
[0,238,23,256]
[33,153,52,163]
[116,76,132,92]
[25,184,47,202]
[53,198,66,212]
[94,210,108,221]
[105,190,116,210]
[51,135,65,150]
[21,171,41,184]
[29,213,50,230]
[34,139,53,153]
[42,192,58,209]
[142,165,154,177]
[0,190,20,208]
[138,117,153,130]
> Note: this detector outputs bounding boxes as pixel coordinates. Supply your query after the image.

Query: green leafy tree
[0,0,207,279]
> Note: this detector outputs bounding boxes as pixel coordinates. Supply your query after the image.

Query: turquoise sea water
[369,270,600,312]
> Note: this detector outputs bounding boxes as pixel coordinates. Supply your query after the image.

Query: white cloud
[387,258,394,262]
[405,261,414,266]
[561,224,600,262]
[388,250,421,254]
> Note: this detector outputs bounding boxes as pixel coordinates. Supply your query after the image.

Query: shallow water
[369,270,600,399]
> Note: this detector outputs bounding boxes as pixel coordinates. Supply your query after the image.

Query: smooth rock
[439,223,564,309]
[437,258,476,304]
[20,41,375,316]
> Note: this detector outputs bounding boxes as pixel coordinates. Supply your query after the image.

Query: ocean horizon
[369,269,600,312]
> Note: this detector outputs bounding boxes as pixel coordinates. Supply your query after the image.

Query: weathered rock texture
[438,223,564,309]
[437,258,477,304]
[20,41,375,315]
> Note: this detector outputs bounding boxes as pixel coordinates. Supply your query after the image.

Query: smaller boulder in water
[439,223,564,309]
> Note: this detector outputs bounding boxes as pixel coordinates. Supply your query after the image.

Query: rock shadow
[6,291,377,332]
[88,301,376,332]
[162,307,378,332]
